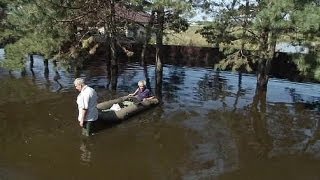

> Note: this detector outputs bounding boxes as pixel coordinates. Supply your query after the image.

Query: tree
[137,0,192,97]
[0,0,147,70]
[197,0,320,91]
[0,0,71,69]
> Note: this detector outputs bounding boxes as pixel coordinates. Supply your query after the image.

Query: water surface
[0,51,320,180]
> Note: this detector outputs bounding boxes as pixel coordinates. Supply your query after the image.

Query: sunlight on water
[268,78,320,103]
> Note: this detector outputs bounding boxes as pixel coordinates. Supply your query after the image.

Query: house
[115,4,151,42]
[97,4,152,43]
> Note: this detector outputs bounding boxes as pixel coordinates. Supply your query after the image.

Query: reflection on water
[80,140,92,164]
[0,50,320,179]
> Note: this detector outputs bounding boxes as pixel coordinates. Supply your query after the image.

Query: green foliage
[1,0,195,69]
[215,48,254,72]
[292,3,320,40]
[197,21,237,46]
[198,0,320,80]
[253,0,294,30]
[2,32,64,69]
[146,0,194,40]
[1,0,72,69]
[293,51,320,80]
[1,0,114,69]
[314,67,320,80]
[0,0,10,8]
[166,14,189,33]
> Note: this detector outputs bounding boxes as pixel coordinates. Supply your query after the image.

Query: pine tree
[197,0,320,90]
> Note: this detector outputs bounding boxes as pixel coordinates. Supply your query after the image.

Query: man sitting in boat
[128,80,154,102]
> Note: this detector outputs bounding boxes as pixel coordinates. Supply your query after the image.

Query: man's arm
[129,88,139,96]
[79,108,88,127]
[80,92,90,127]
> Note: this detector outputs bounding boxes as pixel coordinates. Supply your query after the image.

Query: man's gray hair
[74,78,86,86]
[138,80,146,86]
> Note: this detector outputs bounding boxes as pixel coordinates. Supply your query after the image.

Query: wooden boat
[97,95,159,123]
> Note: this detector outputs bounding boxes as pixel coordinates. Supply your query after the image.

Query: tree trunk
[233,72,242,112]
[141,11,155,65]
[104,0,117,70]
[155,46,163,99]
[21,67,26,77]
[256,58,270,90]
[29,54,34,69]
[155,7,164,100]
[256,29,276,91]
[44,59,49,80]
[251,88,272,158]
[108,0,118,89]
[109,0,117,68]
[111,66,118,90]
[143,63,150,89]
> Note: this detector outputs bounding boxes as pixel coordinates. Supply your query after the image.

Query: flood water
[1,51,320,180]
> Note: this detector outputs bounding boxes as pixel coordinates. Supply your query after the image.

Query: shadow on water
[1,48,320,179]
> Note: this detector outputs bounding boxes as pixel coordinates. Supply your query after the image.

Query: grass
[163,25,211,47]
[164,25,320,51]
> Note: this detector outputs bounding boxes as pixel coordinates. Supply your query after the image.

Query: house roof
[115,4,151,24]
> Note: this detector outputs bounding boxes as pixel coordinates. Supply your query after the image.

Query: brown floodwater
[0,52,320,180]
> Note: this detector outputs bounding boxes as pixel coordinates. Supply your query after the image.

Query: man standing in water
[74,78,98,136]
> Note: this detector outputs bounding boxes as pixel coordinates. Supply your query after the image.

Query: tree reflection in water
[249,89,273,159]
[80,139,92,165]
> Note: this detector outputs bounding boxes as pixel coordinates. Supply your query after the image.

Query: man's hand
[79,120,84,127]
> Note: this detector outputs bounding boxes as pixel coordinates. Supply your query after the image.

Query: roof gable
[115,4,150,24]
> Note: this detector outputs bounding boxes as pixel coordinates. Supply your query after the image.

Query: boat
[97,95,159,123]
